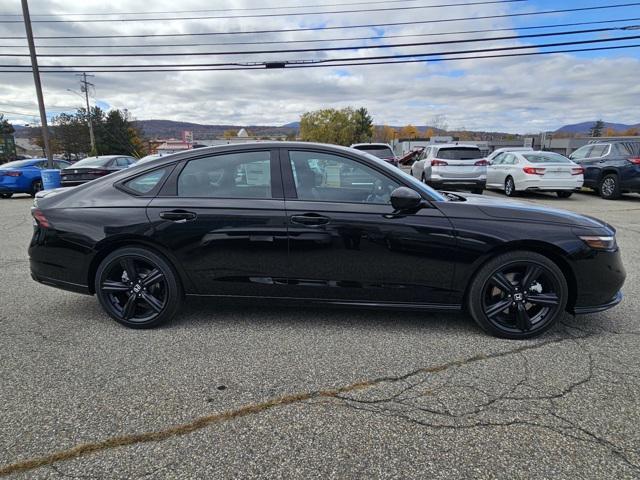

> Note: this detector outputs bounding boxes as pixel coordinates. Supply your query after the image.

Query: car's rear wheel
[600,174,621,200]
[504,176,517,197]
[30,179,43,197]
[467,251,568,339]
[556,191,573,198]
[95,247,182,328]
[0,193,12,199]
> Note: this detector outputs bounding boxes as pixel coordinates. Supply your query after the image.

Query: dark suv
[569,141,640,199]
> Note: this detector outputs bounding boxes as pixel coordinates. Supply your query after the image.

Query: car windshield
[436,147,482,160]
[353,146,395,159]
[71,157,113,167]
[523,153,572,164]
[0,160,37,169]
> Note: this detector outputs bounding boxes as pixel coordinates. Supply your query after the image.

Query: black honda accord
[29,142,625,338]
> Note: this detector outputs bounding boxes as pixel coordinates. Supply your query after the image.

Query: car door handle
[159,210,197,222]
[290,214,330,226]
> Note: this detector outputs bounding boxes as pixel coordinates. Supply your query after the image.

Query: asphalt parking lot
[0,190,639,479]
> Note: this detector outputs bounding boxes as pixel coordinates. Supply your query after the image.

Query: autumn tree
[399,124,420,139]
[52,112,90,160]
[623,127,639,136]
[299,107,358,146]
[373,125,397,143]
[0,114,15,135]
[223,129,237,139]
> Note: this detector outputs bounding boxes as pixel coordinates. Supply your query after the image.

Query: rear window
[353,145,395,159]
[72,157,113,168]
[613,142,640,156]
[436,147,482,160]
[523,153,572,164]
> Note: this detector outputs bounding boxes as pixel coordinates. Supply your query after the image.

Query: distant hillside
[133,120,297,140]
[555,121,640,135]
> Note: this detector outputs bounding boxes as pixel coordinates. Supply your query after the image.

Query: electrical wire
[2,35,638,70]
[1,26,636,57]
[1,44,637,73]
[1,3,638,39]
[5,18,638,49]
[0,0,527,23]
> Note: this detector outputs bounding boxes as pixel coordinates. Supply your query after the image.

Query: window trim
[158,148,283,200]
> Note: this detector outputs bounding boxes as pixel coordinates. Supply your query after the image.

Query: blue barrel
[41,169,61,190]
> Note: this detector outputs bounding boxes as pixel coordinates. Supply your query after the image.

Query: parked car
[486,150,584,198]
[410,144,486,194]
[60,155,137,187]
[350,143,399,167]
[568,141,640,200]
[0,158,70,198]
[29,142,625,339]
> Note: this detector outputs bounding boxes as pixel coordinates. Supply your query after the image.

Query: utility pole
[21,0,53,168]
[77,72,96,154]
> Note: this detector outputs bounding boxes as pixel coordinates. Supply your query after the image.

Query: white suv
[410,144,487,194]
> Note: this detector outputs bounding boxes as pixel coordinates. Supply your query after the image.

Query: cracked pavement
[0,190,638,479]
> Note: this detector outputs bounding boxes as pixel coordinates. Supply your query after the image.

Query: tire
[599,174,621,200]
[95,247,182,328]
[421,172,427,183]
[556,191,573,198]
[467,251,568,339]
[471,188,484,195]
[0,193,13,199]
[30,179,43,198]
[504,176,517,197]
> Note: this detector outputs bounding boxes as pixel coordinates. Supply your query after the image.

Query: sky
[0,0,639,133]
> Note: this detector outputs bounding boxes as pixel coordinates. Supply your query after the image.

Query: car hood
[446,192,611,230]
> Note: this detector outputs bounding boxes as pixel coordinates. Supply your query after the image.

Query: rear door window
[125,168,168,195]
[178,150,272,198]
[587,145,609,158]
[435,147,482,160]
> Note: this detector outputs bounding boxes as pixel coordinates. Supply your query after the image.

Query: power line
[5,18,637,49]
[1,26,635,58]
[0,44,637,73]
[1,3,638,39]
[5,18,640,49]
[0,0,528,23]
[3,35,639,70]
[0,0,422,16]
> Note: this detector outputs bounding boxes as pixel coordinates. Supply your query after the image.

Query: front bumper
[573,290,623,315]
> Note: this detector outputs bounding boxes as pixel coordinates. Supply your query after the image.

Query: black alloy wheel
[468,251,568,339]
[30,179,43,197]
[504,177,517,197]
[95,247,182,328]
[600,174,621,200]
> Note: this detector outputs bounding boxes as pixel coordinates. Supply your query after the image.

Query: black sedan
[60,155,137,187]
[29,142,625,338]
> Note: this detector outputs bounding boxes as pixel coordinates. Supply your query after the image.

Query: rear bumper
[520,177,583,191]
[428,179,486,190]
[573,290,623,315]
[61,180,88,187]
[31,267,91,295]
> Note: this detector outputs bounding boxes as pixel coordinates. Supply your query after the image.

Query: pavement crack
[0,334,585,476]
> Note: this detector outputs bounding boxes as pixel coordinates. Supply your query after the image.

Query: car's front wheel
[95,247,182,328]
[467,251,568,339]
[30,179,43,197]
[0,193,13,199]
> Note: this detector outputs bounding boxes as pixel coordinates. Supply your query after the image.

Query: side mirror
[390,187,423,211]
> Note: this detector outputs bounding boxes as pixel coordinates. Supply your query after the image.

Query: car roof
[431,143,481,149]
[350,143,393,148]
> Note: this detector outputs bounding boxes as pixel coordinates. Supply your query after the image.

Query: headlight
[579,235,616,250]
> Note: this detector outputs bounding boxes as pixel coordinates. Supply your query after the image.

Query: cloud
[0,0,638,133]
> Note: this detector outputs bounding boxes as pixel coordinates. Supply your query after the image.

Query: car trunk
[61,167,112,183]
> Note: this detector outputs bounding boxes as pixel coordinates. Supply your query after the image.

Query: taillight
[32,209,50,228]
[431,159,448,166]
[628,157,640,165]
[4,171,22,177]
[571,167,584,175]
[523,166,546,175]
[474,159,488,166]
